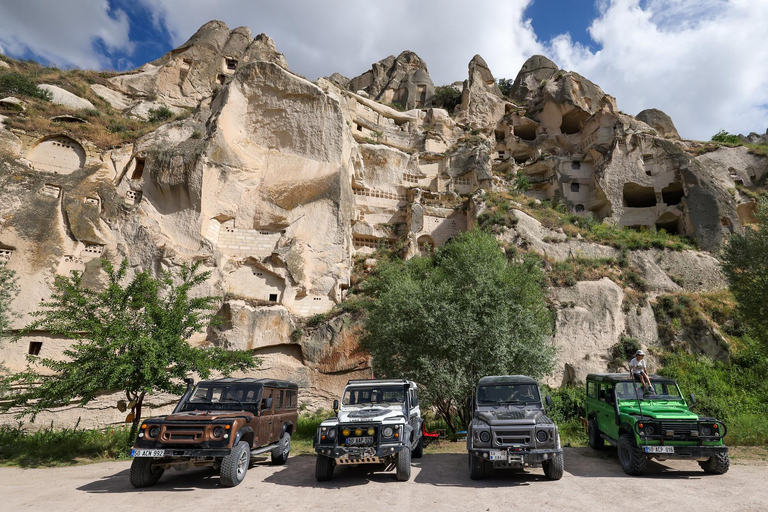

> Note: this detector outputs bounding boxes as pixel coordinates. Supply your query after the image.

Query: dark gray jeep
[466,375,564,480]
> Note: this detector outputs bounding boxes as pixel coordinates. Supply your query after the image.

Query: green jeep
[585,373,729,476]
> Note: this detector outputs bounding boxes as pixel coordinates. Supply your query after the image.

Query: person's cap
[636,350,645,356]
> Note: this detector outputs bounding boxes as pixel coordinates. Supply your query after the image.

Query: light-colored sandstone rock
[89,83,133,110]
[347,51,434,110]
[636,108,680,139]
[455,55,507,132]
[38,84,95,110]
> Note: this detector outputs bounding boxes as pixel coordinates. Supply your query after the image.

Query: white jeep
[314,379,423,481]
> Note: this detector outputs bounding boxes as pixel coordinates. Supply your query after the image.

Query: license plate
[644,446,674,454]
[489,450,507,461]
[131,449,165,458]
[346,436,373,446]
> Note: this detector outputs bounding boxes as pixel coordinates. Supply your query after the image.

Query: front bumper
[641,445,728,460]
[131,447,233,458]
[468,447,562,467]
[315,443,406,462]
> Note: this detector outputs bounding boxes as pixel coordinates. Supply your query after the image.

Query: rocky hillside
[0,21,766,427]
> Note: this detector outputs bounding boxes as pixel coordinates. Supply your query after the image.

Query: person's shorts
[632,373,645,381]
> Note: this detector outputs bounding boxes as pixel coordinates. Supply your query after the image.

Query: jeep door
[599,383,620,440]
[271,389,286,442]
[257,388,274,446]
[407,388,421,445]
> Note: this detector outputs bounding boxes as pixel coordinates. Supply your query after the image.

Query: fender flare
[233,426,255,445]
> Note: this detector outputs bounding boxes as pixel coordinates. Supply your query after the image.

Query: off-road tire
[618,433,647,476]
[412,436,423,459]
[542,452,564,480]
[271,431,291,465]
[395,447,412,481]
[220,441,250,487]
[699,452,730,474]
[588,418,604,450]
[129,457,164,488]
[315,454,335,482]
[468,452,487,480]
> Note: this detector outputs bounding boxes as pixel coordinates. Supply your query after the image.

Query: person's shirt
[629,357,646,375]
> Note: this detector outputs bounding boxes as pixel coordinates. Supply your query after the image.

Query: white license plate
[131,449,165,458]
[489,450,507,461]
[644,446,674,454]
[346,436,373,446]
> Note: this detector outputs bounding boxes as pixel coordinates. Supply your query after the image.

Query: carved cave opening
[623,182,657,208]
[661,182,684,206]
[655,212,681,235]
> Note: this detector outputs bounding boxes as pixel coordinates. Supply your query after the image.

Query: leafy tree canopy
[0,260,19,338]
[361,231,555,431]
[722,198,768,351]
[1,259,258,425]
[432,85,462,113]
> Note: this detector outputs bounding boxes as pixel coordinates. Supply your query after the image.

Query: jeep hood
[474,406,544,425]
[161,410,253,421]
[337,406,404,423]
[619,403,698,421]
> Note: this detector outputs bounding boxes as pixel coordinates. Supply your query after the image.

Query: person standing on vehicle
[629,350,654,393]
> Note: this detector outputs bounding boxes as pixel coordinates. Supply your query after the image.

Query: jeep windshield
[476,384,540,405]
[342,386,405,405]
[180,383,263,411]
[615,381,683,401]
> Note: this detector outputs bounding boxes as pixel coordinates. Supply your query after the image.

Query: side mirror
[466,396,473,411]
[333,399,339,413]
[262,397,273,410]
[689,393,696,405]
[545,395,552,407]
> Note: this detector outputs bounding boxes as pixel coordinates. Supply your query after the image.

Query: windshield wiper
[497,400,526,405]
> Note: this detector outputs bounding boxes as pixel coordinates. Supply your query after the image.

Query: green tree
[1,259,257,427]
[0,260,19,338]
[711,130,741,144]
[722,198,768,350]
[497,78,514,98]
[361,231,555,432]
[432,85,462,113]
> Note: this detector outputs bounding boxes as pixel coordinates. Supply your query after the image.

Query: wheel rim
[237,448,248,477]
[283,433,291,456]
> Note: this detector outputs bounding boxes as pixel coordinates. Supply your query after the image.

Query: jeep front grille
[660,422,698,438]
[161,425,205,443]
[494,430,532,446]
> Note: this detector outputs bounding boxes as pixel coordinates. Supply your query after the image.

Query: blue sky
[0,0,767,141]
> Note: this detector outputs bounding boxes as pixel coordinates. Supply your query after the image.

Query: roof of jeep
[586,373,673,383]
[346,379,413,387]
[197,378,298,389]
[477,375,537,386]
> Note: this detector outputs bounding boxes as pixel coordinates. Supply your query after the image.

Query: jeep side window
[411,389,418,407]
[261,389,273,411]
[276,390,284,410]
[598,383,607,401]
[587,381,597,398]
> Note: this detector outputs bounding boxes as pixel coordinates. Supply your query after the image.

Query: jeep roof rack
[477,375,537,386]
[346,378,410,385]
[197,377,299,389]
[586,373,671,383]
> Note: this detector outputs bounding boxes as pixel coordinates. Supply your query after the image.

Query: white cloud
[1,0,766,140]
[549,0,768,139]
[0,0,132,69]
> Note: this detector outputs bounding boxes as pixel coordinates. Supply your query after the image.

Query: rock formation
[636,108,680,139]
[1,20,765,426]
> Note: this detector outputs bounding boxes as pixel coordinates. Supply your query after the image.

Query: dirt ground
[1,447,766,512]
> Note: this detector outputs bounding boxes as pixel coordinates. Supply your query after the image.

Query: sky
[0,0,766,141]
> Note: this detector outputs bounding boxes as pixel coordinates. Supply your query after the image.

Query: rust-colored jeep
[130,378,298,488]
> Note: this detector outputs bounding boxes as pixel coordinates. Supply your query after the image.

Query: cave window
[661,182,684,206]
[495,130,505,142]
[645,169,653,176]
[575,204,585,212]
[28,342,42,356]
[642,154,654,163]
[217,74,226,85]
[269,294,278,302]
[416,84,427,108]
[225,58,238,71]
[125,191,142,205]
[0,248,13,261]
[131,158,145,180]
[571,161,581,170]
[623,182,657,208]
[356,123,363,132]
[570,182,580,193]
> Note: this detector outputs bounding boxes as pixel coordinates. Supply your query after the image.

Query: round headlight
[536,430,549,443]
[342,428,350,437]
[644,424,656,435]
[327,428,337,440]
[701,426,712,436]
[213,427,225,438]
[148,427,160,438]
[383,427,394,438]
[479,431,491,443]
[367,427,375,436]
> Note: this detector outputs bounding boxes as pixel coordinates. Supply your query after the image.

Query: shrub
[711,130,742,144]
[611,336,641,360]
[514,174,531,192]
[147,105,174,123]
[0,72,51,100]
